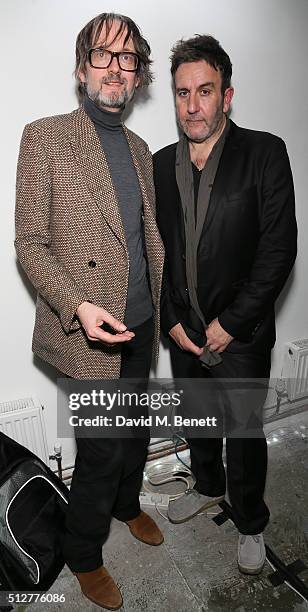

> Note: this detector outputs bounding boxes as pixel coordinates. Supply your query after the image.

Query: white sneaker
[238,533,266,574]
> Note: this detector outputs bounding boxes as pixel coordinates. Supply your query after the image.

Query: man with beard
[15,12,164,610]
[154,35,297,575]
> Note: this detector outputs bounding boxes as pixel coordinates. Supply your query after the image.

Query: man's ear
[135,75,141,89]
[223,87,234,113]
[78,69,86,84]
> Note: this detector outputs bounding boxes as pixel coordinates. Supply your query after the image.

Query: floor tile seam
[162,539,209,611]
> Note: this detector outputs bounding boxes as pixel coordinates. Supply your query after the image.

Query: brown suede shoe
[74,566,123,610]
[125,511,164,546]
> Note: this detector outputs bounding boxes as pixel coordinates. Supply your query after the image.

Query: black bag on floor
[0,431,69,592]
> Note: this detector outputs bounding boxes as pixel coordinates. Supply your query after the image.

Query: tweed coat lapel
[69,106,127,251]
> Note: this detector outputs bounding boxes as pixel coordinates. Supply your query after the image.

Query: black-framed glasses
[88,48,140,72]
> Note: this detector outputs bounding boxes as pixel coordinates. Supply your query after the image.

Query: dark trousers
[62,317,154,572]
[169,341,271,535]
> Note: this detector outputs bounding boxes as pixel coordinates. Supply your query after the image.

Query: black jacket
[153,120,297,354]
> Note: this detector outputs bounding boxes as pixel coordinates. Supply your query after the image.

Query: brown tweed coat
[15,106,164,379]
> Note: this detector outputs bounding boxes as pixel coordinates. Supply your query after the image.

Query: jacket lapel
[200,120,242,235]
[123,125,155,216]
[69,106,127,251]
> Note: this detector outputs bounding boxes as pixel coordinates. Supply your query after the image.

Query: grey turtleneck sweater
[84,94,153,329]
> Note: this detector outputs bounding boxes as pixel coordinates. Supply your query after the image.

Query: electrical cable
[142,476,191,500]
[145,451,308,605]
[143,460,192,500]
[266,559,308,604]
[219,499,308,605]
[174,435,191,470]
[146,461,191,482]
[154,505,169,520]
[148,475,191,487]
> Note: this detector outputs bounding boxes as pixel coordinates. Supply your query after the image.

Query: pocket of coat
[231,278,248,289]
[225,185,258,206]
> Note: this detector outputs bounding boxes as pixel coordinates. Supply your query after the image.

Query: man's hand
[76,301,135,344]
[206,318,233,353]
[169,323,203,356]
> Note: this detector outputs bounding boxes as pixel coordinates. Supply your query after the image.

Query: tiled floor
[18,409,308,611]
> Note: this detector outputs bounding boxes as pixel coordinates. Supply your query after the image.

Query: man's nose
[187,93,199,114]
[108,55,121,73]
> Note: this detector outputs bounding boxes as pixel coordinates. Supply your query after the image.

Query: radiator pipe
[49,442,63,481]
[54,441,189,482]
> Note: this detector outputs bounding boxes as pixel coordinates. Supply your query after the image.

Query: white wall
[1,0,307,466]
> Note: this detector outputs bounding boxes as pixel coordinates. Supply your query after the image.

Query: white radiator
[282,339,308,401]
[0,398,49,463]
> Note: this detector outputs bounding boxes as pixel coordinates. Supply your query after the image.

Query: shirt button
[88,259,97,268]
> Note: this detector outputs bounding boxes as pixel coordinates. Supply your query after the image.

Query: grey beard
[86,77,137,110]
[88,87,129,109]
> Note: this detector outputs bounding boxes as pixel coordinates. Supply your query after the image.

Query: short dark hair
[75,12,153,96]
[170,34,232,93]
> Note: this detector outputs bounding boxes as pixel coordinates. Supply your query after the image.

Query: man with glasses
[15,12,164,610]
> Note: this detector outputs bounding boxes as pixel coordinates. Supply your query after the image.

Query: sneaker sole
[168,495,225,524]
[238,561,265,575]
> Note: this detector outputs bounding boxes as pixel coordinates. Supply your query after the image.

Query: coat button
[88,259,96,268]
[182,253,186,260]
